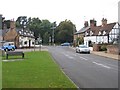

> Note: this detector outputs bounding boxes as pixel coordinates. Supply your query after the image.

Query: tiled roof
[86,22,116,36]
[16,28,34,38]
[74,26,90,34]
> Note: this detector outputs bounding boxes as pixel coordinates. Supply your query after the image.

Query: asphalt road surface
[47,46,119,89]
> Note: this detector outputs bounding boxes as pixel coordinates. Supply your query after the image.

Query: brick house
[3,20,35,48]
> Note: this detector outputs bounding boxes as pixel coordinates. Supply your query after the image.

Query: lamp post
[51,22,56,46]
[37,34,42,51]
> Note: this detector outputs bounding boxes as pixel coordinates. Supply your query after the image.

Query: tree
[55,19,76,44]
[76,37,84,46]
[27,18,53,44]
[2,20,10,29]
[27,17,42,39]
[16,16,28,29]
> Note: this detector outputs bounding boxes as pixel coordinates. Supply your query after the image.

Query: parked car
[61,42,70,46]
[2,42,16,51]
[76,44,90,54]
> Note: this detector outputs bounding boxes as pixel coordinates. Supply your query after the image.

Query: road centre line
[64,54,74,59]
[79,56,88,61]
[92,61,111,69]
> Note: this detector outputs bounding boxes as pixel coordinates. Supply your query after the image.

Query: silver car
[76,45,90,54]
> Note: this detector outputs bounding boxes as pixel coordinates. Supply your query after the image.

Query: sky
[0,0,119,30]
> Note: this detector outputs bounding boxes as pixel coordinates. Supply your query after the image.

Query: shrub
[100,45,107,51]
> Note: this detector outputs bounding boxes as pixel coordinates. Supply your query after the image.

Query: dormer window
[19,31,21,34]
[103,31,106,35]
[85,32,89,36]
[90,31,93,36]
[98,31,101,35]
[24,32,26,35]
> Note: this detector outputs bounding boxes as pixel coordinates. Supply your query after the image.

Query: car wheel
[12,48,15,51]
[76,50,78,53]
[4,48,8,52]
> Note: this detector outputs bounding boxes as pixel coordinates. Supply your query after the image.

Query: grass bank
[2,51,76,88]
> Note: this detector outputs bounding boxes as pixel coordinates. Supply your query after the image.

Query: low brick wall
[107,45,119,55]
[93,44,101,51]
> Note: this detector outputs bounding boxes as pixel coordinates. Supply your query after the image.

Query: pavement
[91,51,119,60]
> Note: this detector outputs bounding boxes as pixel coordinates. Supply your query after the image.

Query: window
[85,32,88,36]
[19,31,21,34]
[98,31,101,35]
[103,31,106,35]
[24,32,26,35]
[32,42,34,45]
[24,41,27,45]
[90,31,93,36]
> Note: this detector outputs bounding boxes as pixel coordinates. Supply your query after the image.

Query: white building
[17,29,35,48]
[84,18,119,47]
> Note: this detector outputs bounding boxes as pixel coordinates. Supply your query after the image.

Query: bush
[100,45,107,51]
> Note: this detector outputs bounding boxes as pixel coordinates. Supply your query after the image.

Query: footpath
[91,51,119,60]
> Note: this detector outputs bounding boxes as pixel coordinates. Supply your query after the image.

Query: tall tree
[27,17,42,39]
[55,19,76,43]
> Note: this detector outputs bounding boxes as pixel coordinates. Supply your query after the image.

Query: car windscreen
[79,45,88,48]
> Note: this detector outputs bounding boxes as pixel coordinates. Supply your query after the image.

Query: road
[47,46,119,88]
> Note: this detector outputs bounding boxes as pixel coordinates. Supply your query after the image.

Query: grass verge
[2,51,77,88]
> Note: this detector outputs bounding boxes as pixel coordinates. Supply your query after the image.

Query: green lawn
[2,51,77,88]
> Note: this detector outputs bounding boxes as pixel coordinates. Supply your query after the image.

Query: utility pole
[0,14,2,29]
[118,1,120,56]
[0,14,2,90]
[51,22,56,46]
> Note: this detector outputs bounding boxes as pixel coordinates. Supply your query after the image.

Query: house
[84,18,119,47]
[3,20,35,48]
[74,19,96,46]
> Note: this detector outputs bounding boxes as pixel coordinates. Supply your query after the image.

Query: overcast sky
[0,0,119,30]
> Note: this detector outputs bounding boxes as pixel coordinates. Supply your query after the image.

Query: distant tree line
[4,16,77,45]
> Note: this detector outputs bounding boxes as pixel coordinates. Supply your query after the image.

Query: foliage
[100,44,107,51]
[27,17,42,39]
[76,37,84,46]
[3,20,10,29]
[55,19,76,44]
[15,16,76,44]
[16,16,27,29]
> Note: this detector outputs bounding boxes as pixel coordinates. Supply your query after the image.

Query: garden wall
[107,45,120,55]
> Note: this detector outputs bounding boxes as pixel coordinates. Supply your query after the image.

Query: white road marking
[79,56,88,61]
[92,61,111,69]
[65,54,74,59]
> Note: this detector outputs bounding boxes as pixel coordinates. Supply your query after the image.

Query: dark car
[61,42,70,46]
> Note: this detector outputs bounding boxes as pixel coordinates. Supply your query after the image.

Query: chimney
[10,20,15,30]
[90,19,97,28]
[102,18,107,26]
[84,21,89,27]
